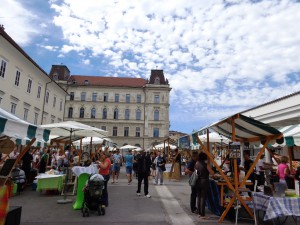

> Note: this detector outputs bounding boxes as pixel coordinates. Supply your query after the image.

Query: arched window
[125,109,130,120]
[114,108,118,120]
[154,110,159,121]
[68,107,73,118]
[79,107,84,118]
[102,108,107,119]
[91,107,96,118]
[136,109,141,120]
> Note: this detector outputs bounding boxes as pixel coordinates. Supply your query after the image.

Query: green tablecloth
[36,174,64,192]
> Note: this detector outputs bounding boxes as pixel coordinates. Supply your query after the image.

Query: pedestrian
[98,151,111,207]
[255,154,265,186]
[125,150,134,185]
[21,150,33,182]
[277,156,293,188]
[136,150,152,198]
[111,149,122,183]
[39,148,50,173]
[150,152,156,178]
[185,151,198,213]
[195,152,215,220]
[154,151,166,185]
[172,149,181,180]
[133,150,139,179]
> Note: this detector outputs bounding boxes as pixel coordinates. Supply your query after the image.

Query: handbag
[189,169,198,187]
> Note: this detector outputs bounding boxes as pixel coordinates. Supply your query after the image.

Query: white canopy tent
[0,108,50,147]
[154,143,177,150]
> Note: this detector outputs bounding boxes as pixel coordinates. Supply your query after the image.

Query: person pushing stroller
[82,174,106,217]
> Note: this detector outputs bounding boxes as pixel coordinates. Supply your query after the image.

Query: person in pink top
[276,156,290,187]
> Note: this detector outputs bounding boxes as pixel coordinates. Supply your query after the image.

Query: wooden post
[78,138,83,165]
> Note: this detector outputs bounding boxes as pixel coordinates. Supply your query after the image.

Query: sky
[1,0,300,134]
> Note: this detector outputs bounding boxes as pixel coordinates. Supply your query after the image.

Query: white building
[0,26,67,125]
[50,65,171,149]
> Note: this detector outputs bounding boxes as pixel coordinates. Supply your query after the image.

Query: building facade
[50,65,171,149]
[0,26,67,125]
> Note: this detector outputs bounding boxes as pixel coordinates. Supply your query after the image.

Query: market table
[72,165,98,210]
[35,174,65,192]
[253,192,300,222]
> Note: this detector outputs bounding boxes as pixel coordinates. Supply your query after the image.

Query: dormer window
[154,76,160,84]
[84,80,89,85]
[72,80,76,84]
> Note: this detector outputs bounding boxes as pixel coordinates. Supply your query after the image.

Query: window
[113,108,119,119]
[24,108,29,121]
[154,76,160,84]
[126,94,130,103]
[136,109,141,120]
[15,70,20,86]
[11,103,17,114]
[154,95,160,104]
[125,109,130,120]
[37,86,41,98]
[70,92,74,101]
[113,126,118,136]
[124,127,129,137]
[137,94,141,103]
[81,92,86,101]
[53,96,56,108]
[92,93,97,102]
[153,128,159,138]
[154,110,159,121]
[104,93,108,102]
[27,79,32,93]
[51,119,54,123]
[60,100,63,111]
[68,107,73,118]
[0,59,7,78]
[34,113,38,125]
[102,108,107,119]
[79,107,85,118]
[115,94,119,102]
[45,91,49,103]
[58,118,62,122]
[91,107,96,118]
[84,80,89,85]
[101,126,106,131]
[136,127,140,137]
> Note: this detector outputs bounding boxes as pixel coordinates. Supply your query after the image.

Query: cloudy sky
[1,0,300,133]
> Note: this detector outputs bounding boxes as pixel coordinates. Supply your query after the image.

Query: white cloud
[82,59,90,65]
[0,0,40,45]
[2,0,300,132]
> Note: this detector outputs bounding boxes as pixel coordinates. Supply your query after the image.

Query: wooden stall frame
[196,115,282,223]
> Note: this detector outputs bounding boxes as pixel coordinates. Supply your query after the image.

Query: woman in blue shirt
[125,150,134,184]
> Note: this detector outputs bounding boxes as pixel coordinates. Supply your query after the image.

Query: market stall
[194,113,282,223]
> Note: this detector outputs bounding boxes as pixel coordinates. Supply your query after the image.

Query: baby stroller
[81,174,105,217]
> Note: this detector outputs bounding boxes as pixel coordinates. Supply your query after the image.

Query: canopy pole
[78,138,83,165]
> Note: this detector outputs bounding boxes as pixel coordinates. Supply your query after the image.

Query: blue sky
[1,0,300,134]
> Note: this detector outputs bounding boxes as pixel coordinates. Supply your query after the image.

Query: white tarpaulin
[0,108,50,146]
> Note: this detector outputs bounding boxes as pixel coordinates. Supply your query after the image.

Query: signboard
[229,142,241,159]
[178,135,190,149]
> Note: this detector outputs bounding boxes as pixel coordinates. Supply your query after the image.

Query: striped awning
[196,114,282,143]
[0,108,50,145]
[272,124,300,147]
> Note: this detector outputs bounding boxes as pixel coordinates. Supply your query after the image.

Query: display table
[253,192,300,221]
[35,174,65,192]
[72,165,98,210]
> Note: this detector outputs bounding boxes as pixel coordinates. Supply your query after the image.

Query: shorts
[126,166,133,174]
[113,165,120,172]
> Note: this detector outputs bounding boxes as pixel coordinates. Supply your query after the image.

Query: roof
[149,70,168,85]
[0,26,67,94]
[195,113,282,143]
[242,90,300,113]
[69,75,148,87]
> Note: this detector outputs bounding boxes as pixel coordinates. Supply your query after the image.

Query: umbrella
[198,132,230,144]
[41,121,107,204]
[154,143,177,150]
[73,137,104,147]
[120,144,138,150]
